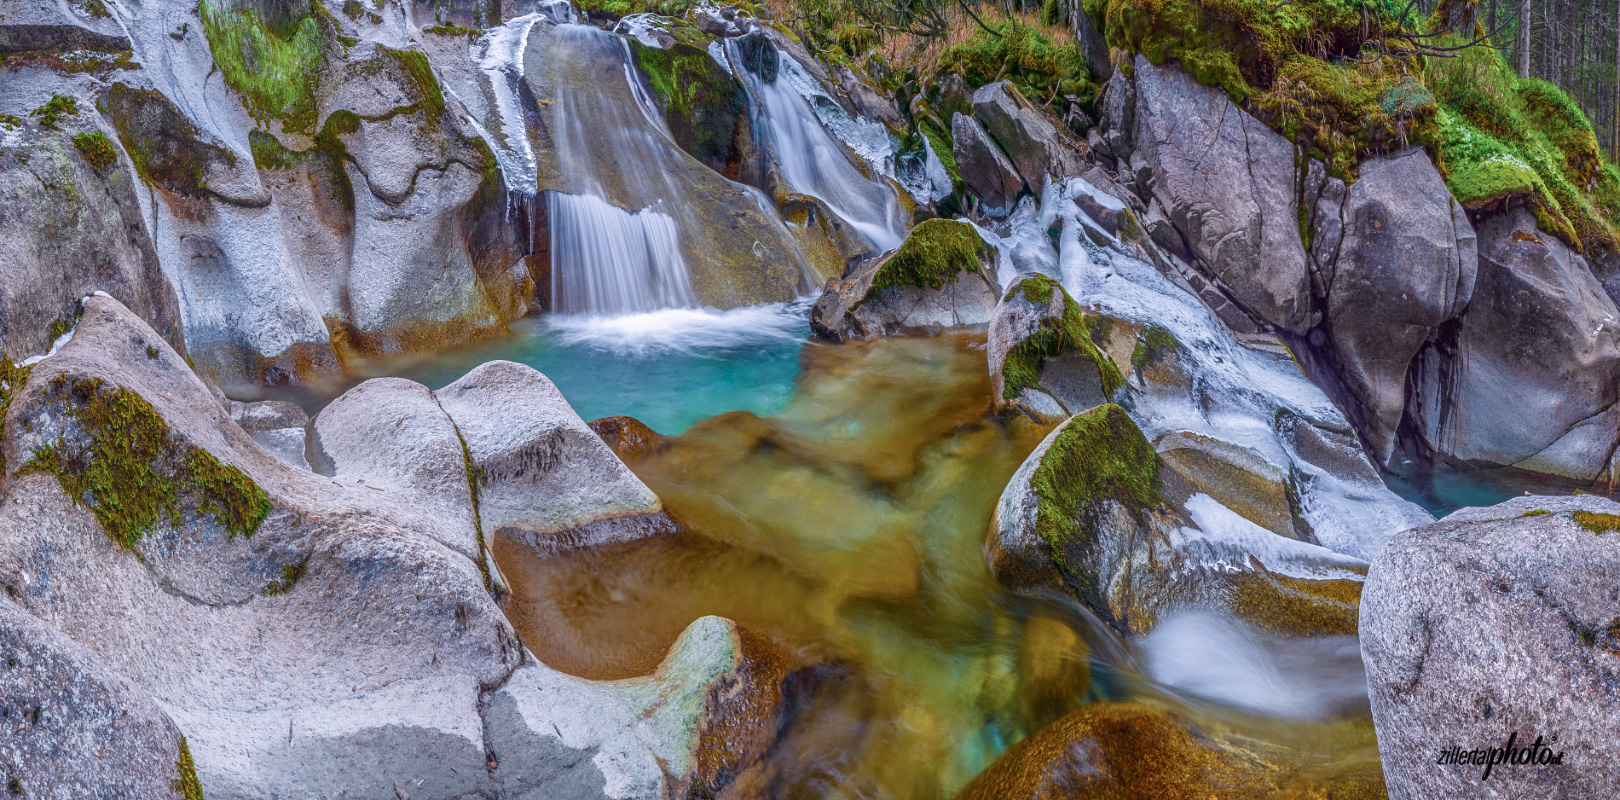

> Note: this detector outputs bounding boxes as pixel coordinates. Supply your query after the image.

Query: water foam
[544,302,809,357]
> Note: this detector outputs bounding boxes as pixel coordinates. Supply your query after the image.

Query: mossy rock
[199,0,328,133]
[102,83,232,203]
[18,376,271,549]
[991,274,1124,418]
[628,25,755,182]
[869,218,994,291]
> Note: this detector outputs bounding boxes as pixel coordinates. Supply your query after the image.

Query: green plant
[72,131,119,173]
[1000,275,1124,401]
[198,0,325,132]
[174,736,205,800]
[263,562,305,595]
[1573,510,1620,534]
[31,95,78,130]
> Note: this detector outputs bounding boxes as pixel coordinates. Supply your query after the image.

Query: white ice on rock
[975,178,1431,560]
[474,12,548,195]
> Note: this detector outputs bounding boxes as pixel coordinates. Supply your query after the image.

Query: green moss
[145,345,160,359]
[263,561,305,595]
[199,0,325,132]
[20,378,271,550]
[573,0,690,18]
[423,23,481,37]
[1030,404,1161,608]
[103,83,219,199]
[174,736,205,800]
[629,32,750,174]
[869,218,995,291]
[30,95,78,130]
[72,131,118,173]
[1131,323,1183,372]
[392,48,447,119]
[72,0,110,18]
[0,357,34,476]
[454,428,497,595]
[1000,275,1124,401]
[0,114,20,129]
[1229,569,1361,636]
[1520,508,1550,518]
[1573,510,1620,534]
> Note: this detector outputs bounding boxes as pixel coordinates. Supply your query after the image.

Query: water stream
[724,39,907,253]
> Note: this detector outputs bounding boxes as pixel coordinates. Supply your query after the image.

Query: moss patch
[199,0,326,132]
[30,95,78,130]
[263,561,305,595]
[20,378,271,550]
[1519,508,1550,518]
[71,131,118,173]
[629,31,750,176]
[1030,404,1160,609]
[869,218,995,291]
[937,20,1095,104]
[1130,323,1183,372]
[453,428,497,595]
[1000,274,1124,400]
[174,735,205,800]
[1572,510,1620,534]
[0,357,35,475]
[103,83,225,200]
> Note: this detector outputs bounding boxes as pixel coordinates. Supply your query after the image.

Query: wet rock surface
[1363,494,1620,799]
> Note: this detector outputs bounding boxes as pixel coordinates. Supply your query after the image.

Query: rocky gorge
[2,0,1619,796]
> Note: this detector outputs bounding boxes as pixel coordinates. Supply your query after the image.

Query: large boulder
[0,105,183,361]
[951,111,1024,217]
[0,296,520,797]
[1316,148,1477,466]
[433,360,673,552]
[970,81,1084,190]
[810,219,1001,341]
[1406,206,1620,476]
[1130,57,1314,334]
[987,274,1122,419]
[1362,495,1620,798]
[989,404,1368,636]
[0,597,192,800]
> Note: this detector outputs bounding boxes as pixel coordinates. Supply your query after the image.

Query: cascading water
[537,23,814,315]
[724,39,906,254]
[548,193,694,313]
[473,12,547,195]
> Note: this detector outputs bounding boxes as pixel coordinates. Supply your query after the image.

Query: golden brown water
[493,333,1384,798]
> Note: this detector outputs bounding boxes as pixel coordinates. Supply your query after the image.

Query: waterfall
[539,23,813,315]
[548,192,695,314]
[725,39,906,254]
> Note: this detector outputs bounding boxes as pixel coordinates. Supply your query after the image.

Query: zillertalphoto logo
[1436,732,1566,780]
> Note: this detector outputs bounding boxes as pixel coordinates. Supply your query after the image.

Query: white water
[474,13,547,195]
[725,41,905,253]
[974,179,1431,560]
[544,301,808,356]
[1140,609,1368,719]
[548,192,695,314]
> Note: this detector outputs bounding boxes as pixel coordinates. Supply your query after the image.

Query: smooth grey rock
[1094,66,1134,164]
[433,360,671,551]
[1362,494,1620,799]
[0,121,183,361]
[1131,57,1314,333]
[312,377,482,560]
[835,66,902,132]
[1407,206,1620,474]
[227,399,311,471]
[0,598,187,798]
[951,112,1023,217]
[488,616,768,800]
[0,296,520,800]
[970,81,1083,189]
[1321,148,1476,465]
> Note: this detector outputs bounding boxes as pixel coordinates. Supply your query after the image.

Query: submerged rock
[810,218,1001,341]
[959,703,1266,800]
[1362,495,1620,798]
[589,414,668,458]
[987,274,1122,419]
[990,404,1369,636]
[225,398,310,471]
